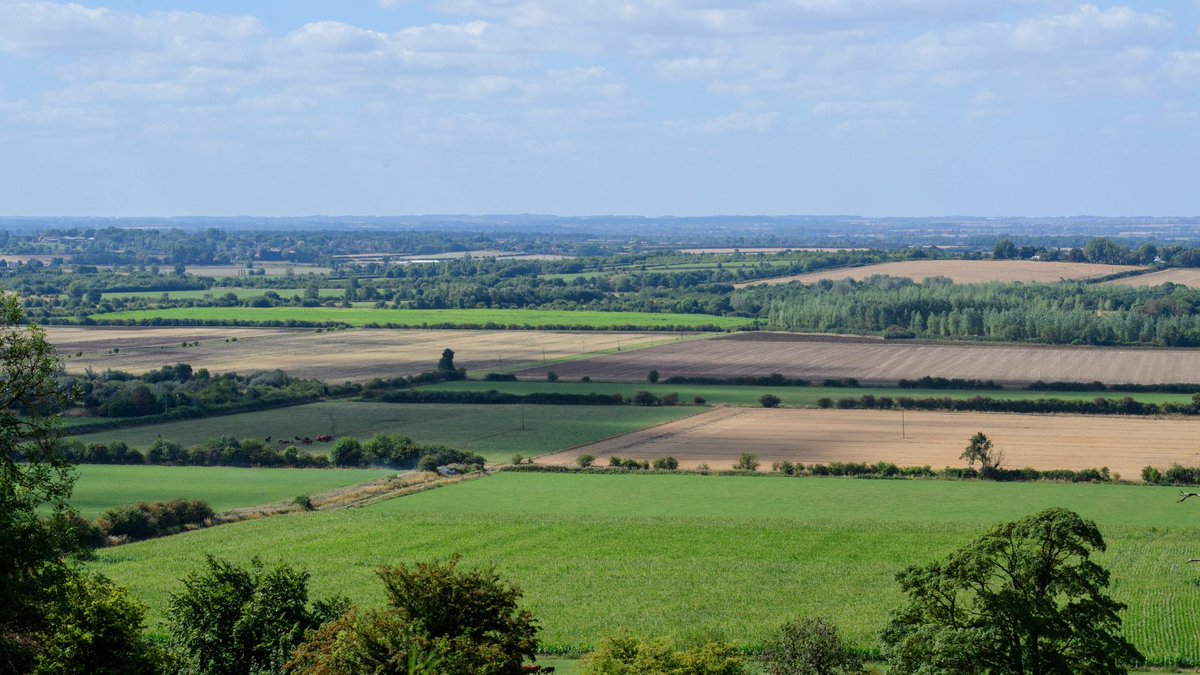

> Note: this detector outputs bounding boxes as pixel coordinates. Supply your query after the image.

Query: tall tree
[881,507,1142,674]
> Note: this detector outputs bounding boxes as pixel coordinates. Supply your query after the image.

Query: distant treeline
[742,276,1200,347]
[818,394,1199,416]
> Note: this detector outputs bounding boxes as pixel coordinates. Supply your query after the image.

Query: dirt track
[541,407,1200,479]
[47,327,674,382]
[516,332,1200,385]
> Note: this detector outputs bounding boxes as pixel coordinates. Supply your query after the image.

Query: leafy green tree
[759,393,782,408]
[993,238,1018,260]
[330,438,365,467]
[733,453,760,472]
[576,454,595,468]
[881,508,1142,674]
[960,431,1003,474]
[759,616,863,675]
[436,349,456,372]
[34,573,164,675]
[167,555,347,675]
[647,369,660,384]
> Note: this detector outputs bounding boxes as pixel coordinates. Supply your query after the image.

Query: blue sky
[0,0,1197,217]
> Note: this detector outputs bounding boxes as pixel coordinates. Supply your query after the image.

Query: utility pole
[901,408,906,439]
[521,401,526,431]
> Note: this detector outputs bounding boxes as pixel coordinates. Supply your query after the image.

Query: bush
[294,494,315,511]
[733,453,760,472]
[577,454,596,468]
[580,631,746,674]
[759,393,782,408]
[647,369,660,384]
[632,390,660,406]
[760,616,864,675]
[653,457,679,470]
[96,499,214,543]
[693,396,707,406]
[35,573,165,675]
[817,397,833,408]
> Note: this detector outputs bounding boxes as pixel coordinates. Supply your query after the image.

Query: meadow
[89,307,754,330]
[49,326,682,381]
[518,332,1200,385]
[70,465,394,517]
[417,378,1196,407]
[541,407,1200,479]
[92,472,1200,666]
[733,259,1142,287]
[68,401,695,461]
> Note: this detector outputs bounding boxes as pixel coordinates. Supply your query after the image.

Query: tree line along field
[69,465,395,518]
[47,326,687,382]
[538,407,1200,480]
[99,287,345,300]
[415,378,1198,408]
[87,306,755,330]
[67,401,696,462]
[732,259,1145,287]
[517,332,1200,385]
[90,472,1200,666]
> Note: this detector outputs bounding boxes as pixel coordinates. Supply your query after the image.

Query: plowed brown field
[541,407,1199,479]
[1104,268,1200,289]
[47,327,676,382]
[515,332,1200,385]
[734,260,1142,287]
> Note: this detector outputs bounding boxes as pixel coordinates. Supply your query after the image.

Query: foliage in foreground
[882,507,1142,674]
[759,616,865,675]
[578,630,746,675]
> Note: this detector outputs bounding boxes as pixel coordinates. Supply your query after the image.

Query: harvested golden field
[734,259,1142,287]
[47,327,679,382]
[540,407,1199,479]
[516,332,1200,385]
[1104,268,1200,289]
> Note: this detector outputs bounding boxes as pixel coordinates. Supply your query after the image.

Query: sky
[0,0,1198,218]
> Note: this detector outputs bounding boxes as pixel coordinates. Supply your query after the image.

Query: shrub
[510,453,524,466]
[693,396,707,406]
[577,454,596,468]
[546,371,558,382]
[96,499,214,543]
[36,573,165,675]
[760,616,864,675]
[653,457,679,470]
[294,495,315,511]
[661,392,681,406]
[580,631,745,674]
[632,390,660,406]
[817,397,833,408]
[733,453,760,472]
[647,369,660,384]
[759,394,782,408]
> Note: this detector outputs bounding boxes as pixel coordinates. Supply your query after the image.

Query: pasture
[68,401,695,461]
[417,378,1197,407]
[733,259,1142,287]
[538,407,1200,479]
[89,307,754,330]
[517,331,1200,385]
[47,326,684,382]
[70,465,394,517]
[1105,268,1200,289]
[92,472,1200,665]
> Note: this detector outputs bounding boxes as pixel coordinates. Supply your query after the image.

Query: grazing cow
[265,435,272,442]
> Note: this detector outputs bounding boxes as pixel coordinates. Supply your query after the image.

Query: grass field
[89,307,754,330]
[68,401,695,461]
[417,379,1196,407]
[518,332,1200,386]
[539,407,1200,479]
[734,260,1143,287]
[70,465,394,517]
[91,473,1200,665]
[49,326,683,381]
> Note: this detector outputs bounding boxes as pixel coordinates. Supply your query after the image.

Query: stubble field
[1105,268,1200,289]
[537,407,1200,479]
[517,332,1200,385]
[48,326,684,381]
[733,259,1143,287]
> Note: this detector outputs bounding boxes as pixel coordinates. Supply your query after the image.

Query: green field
[89,307,755,330]
[418,379,1197,408]
[70,465,394,517]
[101,288,343,300]
[69,401,695,461]
[92,473,1200,665]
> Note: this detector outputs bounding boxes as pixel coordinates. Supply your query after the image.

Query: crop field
[70,465,394,517]
[89,307,753,330]
[733,259,1143,287]
[91,473,1200,665]
[517,332,1200,385]
[68,401,695,461]
[417,379,1196,407]
[539,407,1200,479]
[47,326,683,381]
[1105,268,1200,289]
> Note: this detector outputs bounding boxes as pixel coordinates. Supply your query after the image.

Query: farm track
[540,407,1200,479]
[517,331,1200,385]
